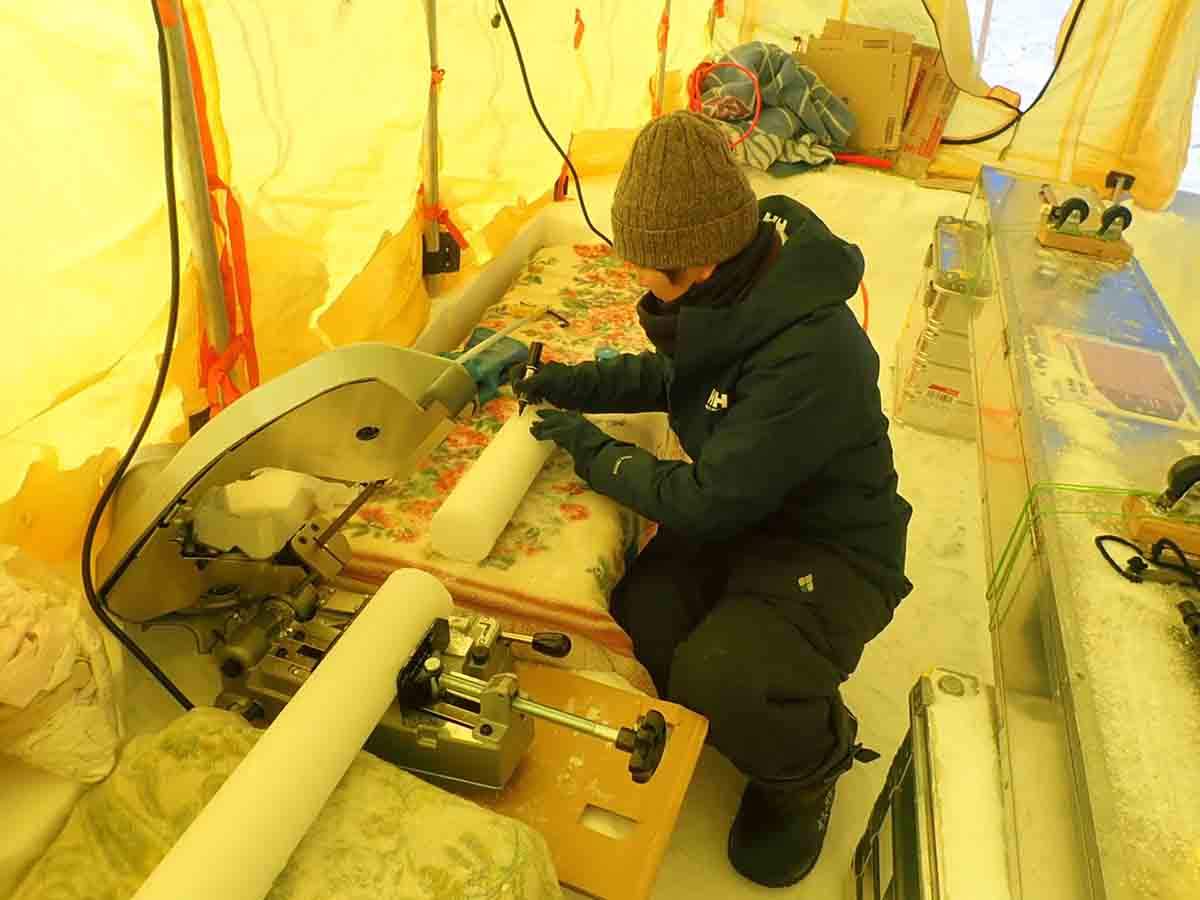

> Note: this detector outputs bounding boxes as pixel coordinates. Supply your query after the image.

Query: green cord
[985,482,1160,628]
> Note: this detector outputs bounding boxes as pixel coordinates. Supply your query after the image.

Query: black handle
[616,710,668,784]
[527,341,544,369]
[516,342,545,413]
[531,632,571,658]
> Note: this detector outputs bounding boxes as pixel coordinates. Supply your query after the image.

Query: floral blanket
[13,708,561,900]
[330,245,677,697]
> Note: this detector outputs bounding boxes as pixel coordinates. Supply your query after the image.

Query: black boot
[727,705,879,888]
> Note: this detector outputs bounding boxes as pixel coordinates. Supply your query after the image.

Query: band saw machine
[94,343,668,790]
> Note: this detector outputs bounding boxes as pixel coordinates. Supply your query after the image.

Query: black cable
[1150,538,1200,592]
[921,0,1089,147]
[1095,535,1146,583]
[80,0,193,712]
[494,0,613,246]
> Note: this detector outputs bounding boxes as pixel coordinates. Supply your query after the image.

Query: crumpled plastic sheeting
[0,547,123,783]
[194,468,357,560]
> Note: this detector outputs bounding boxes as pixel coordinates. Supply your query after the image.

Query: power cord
[80,0,194,711]
[1096,534,1200,588]
[921,0,1088,147]
[1096,534,1200,644]
[493,0,613,246]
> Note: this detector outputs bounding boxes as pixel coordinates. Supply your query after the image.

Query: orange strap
[574,9,585,49]
[431,67,445,88]
[657,10,671,53]
[155,0,178,27]
[687,60,762,150]
[418,186,469,249]
[714,0,726,16]
[181,8,260,415]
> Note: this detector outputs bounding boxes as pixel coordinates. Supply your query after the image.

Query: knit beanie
[611,111,759,270]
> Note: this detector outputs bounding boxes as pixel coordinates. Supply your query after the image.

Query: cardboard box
[894,45,960,179]
[796,19,914,152]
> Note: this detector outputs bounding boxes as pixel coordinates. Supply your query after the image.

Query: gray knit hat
[611,110,759,270]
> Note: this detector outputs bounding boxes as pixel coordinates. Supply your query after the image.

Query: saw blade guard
[96,343,475,622]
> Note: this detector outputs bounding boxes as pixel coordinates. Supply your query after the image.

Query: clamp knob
[501,630,572,658]
[615,710,668,784]
[530,632,571,658]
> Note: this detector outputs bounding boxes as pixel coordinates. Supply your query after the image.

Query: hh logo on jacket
[763,212,789,243]
[705,389,729,412]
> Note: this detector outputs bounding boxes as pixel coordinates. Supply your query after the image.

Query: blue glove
[529,409,616,480]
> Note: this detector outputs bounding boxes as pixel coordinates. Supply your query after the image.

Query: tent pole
[654,0,672,116]
[422,0,442,259]
[976,0,995,68]
[161,0,229,354]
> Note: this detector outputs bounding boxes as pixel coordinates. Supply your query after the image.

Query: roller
[131,569,454,900]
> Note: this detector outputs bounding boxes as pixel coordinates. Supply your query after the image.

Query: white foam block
[131,569,454,900]
[430,405,556,563]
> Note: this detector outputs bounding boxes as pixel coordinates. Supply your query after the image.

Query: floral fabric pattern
[326,245,681,697]
[13,708,562,900]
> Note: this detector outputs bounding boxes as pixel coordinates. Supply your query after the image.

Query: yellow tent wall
[3,0,1197,570]
[929,0,1200,206]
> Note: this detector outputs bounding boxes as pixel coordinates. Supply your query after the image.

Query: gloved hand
[512,362,584,410]
[529,409,615,480]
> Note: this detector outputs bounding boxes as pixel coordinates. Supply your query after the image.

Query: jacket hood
[674,195,865,373]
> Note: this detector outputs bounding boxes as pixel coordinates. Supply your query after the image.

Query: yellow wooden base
[457,663,709,900]
[1123,494,1200,559]
[1037,218,1133,263]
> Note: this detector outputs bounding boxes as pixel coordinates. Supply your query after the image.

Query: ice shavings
[1062,524,1200,898]
[928,688,1013,900]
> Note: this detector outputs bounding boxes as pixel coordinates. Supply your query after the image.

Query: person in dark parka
[518,111,913,888]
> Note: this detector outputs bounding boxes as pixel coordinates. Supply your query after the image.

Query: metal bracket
[288,519,352,582]
[1105,170,1136,202]
[422,229,462,276]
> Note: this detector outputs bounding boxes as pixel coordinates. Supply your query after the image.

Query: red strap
[574,9,585,49]
[714,0,726,16]
[181,8,260,415]
[155,0,178,27]
[834,153,895,171]
[418,186,470,249]
[687,60,762,150]
[554,163,572,201]
[651,10,674,120]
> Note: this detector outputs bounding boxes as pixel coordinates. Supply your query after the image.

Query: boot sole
[726,785,836,888]
[726,827,825,888]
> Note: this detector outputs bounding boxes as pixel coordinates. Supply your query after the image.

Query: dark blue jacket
[563,196,912,602]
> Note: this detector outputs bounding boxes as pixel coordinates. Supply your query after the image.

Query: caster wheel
[1051,197,1091,226]
[1100,204,1133,235]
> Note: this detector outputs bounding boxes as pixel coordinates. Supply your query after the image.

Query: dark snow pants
[611,528,898,782]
